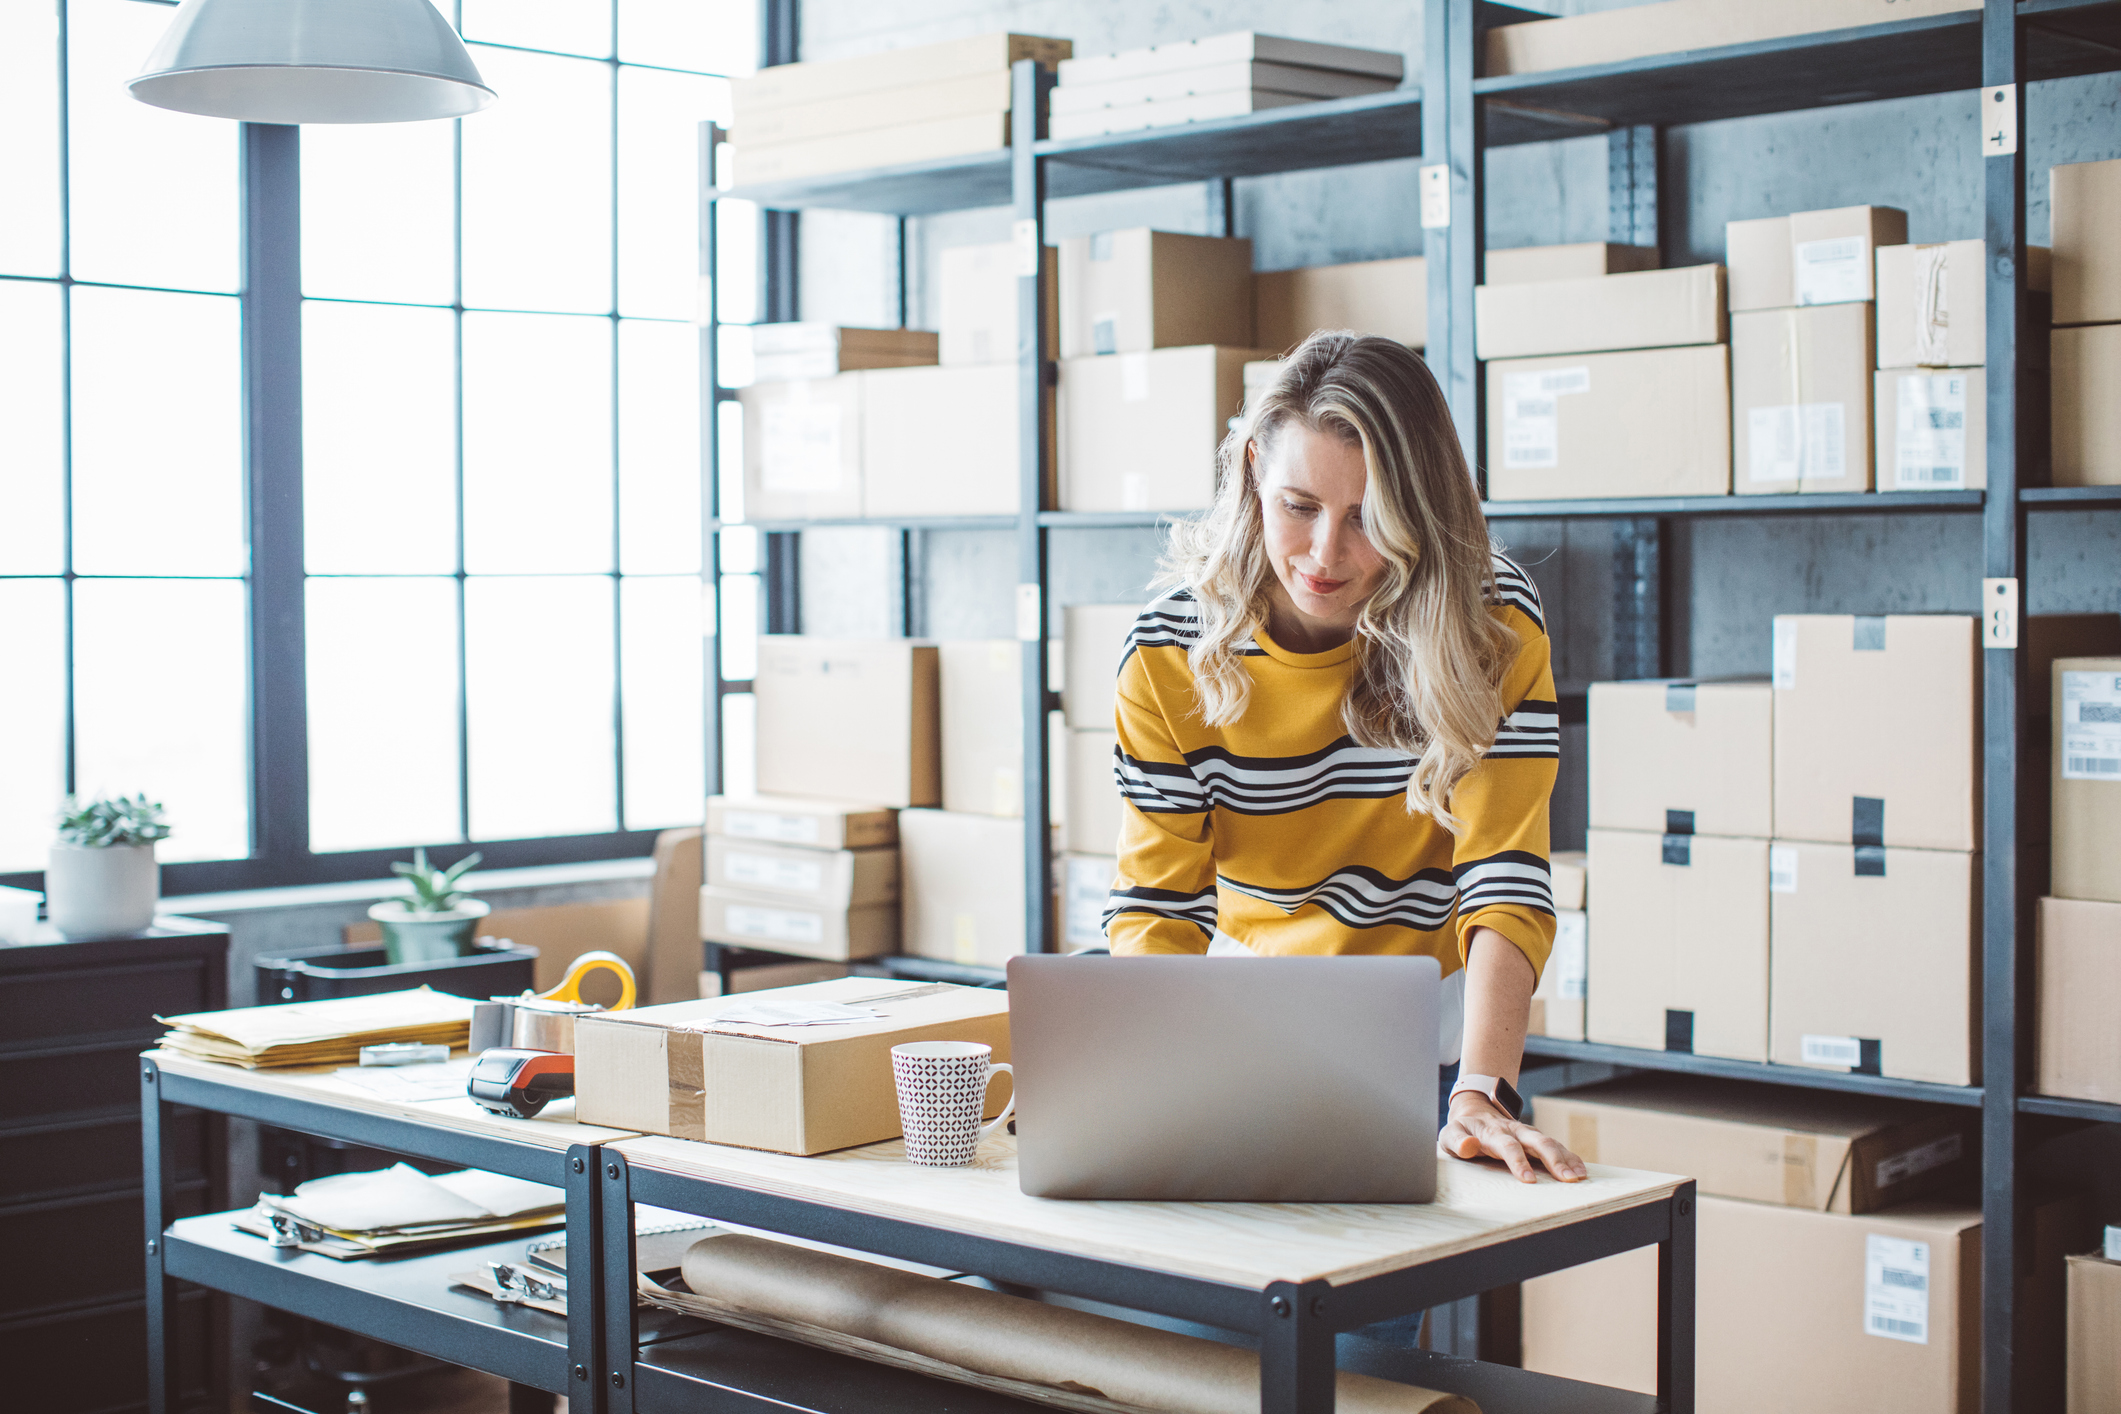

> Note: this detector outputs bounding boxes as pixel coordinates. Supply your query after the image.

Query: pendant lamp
[129,0,495,124]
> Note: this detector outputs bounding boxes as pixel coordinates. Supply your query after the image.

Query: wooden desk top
[147,1049,641,1150]
[611,1132,1684,1291]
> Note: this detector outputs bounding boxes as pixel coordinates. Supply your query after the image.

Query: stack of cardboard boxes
[699,794,900,989]
[738,324,937,522]
[1484,0,1986,77]
[1049,32,1402,140]
[2052,156,2121,489]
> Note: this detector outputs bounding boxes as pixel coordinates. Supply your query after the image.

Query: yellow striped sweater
[1104,552,1559,986]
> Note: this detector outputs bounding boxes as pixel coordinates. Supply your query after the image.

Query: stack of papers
[238,1163,564,1259]
[156,988,475,1069]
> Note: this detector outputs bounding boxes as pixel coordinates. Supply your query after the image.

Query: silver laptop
[1005,955,1439,1202]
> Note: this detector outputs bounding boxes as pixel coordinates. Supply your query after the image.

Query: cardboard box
[2053,156,2121,326]
[1063,729,1122,857]
[1551,849,1588,911]
[736,33,1069,114]
[940,640,1023,818]
[1768,840,1978,1086]
[2035,896,2121,1103]
[1486,0,1980,76]
[2068,1252,2121,1414]
[937,242,1056,366]
[1485,242,1660,285]
[899,809,1032,965]
[707,794,898,851]
[1062,603,1139,729]
[2026,619,2121,846]
[1588,679,1773,837]
[738,112,1011,186]
[1050,59,1397,113]
[1485,344,1731,501]
[1059,345,1268,511]
[1059,32,1403,88]
[1875,367,1986,491]
[1528,908,1586,1040]
[574,977,1011,1153]
[1253,255,1426,353]
[699,960,849,998]
[1057,229,1255,358]
[1243,357,1282,408]
[2055,657,2121,901]
[738,376,863,522]
[1062,853,1117,949]
[706,836,897,907]
[737,69,1013,147]
[1585,829,1770,1062]
[699,882,897,962]
[1475,264,1724,361]
[1530,1073,1976,1213]
[1731,302,1876,493]
[748,323,937,382]
[1771,614,1979,850]
[754,638,940,809]
[1047,90,1326,141]
[2054,323,2121,488]
[862,363,1037,517]
[1726,205,1909,312]
[1876,241,2049,370]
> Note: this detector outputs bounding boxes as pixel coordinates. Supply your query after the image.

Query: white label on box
[759,403,843,492]
[1864,1235,1930,1344]
[1769,844,1799,894]
[722,810,823,845]
[724,850,825,894]
[1796,236,1869,305]
[2105,1225,2121,1262]
[1500,367,1589,470]
[1552,912,1587,1001]
[2061,669,2121,780]
[1895,373,1968,489]
[1874,1132,1964,1189]
[1802,1033,1863,1068]
[1748,402,1847,485]
[1119,351,1149,401]
[1772,618,1799,690]
[724,903,826,946]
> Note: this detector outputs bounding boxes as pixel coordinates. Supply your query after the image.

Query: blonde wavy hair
[1158,331,1516,830]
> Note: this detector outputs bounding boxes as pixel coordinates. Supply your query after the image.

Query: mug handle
[976,1063,1016,1143]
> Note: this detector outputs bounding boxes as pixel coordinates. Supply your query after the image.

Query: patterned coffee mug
[890,1041,1015,1166]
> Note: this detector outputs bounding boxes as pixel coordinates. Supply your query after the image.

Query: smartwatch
[1449,1072,1525,1121]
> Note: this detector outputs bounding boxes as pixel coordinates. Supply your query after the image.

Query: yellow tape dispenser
[509,950,637,1053]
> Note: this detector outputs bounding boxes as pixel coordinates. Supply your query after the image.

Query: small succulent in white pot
[48,794,171,938]
[368,848,488,965]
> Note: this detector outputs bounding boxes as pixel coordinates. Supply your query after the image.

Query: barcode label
[1894,374,1967,490]
[2067,757,2121,775]
[1900,465,1961,485]
[1875,1132,1964,1188]
[2062,671,2121,782]
[1769,844,1799,894]
[1501,368,1589,470]
[723,810,822,844]
[1803,1033,1862,1068]
[1865,1235,1930,1344]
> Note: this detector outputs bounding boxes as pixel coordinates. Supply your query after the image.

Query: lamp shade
[129,0,495,124]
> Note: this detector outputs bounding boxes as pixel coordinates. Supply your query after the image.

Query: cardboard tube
[679,1234,1476,1414]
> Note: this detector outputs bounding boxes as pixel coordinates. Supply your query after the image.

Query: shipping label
[1802,1033,1862,1068]
[1796,236,1869,305]
[722,810,823,845]
[1748,402,1846,484]
[1500,367,1589,470]
[2061,669,2121,781]
[724,850,825,895]
[1769,844,1799,894]
[1864,1235,1930,1344]
[1875,1132,1964,1189]
[1894,373,1968,489]
[1553,911,1588,1000]
[724,904,826,946]
[759,403,844,492]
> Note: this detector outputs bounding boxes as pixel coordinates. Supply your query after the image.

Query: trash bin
[254,937,538,1004]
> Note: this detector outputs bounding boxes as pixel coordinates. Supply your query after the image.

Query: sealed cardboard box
[1771,614,1979,850]
[575,977,1011,1153]
[748,323,937,382]
[1586,829,1769,1062]
[2054,323,2121,488]
[2027,619,2121,846]
[706,836,897,907]
[1726,205,1909,312]
[1768,840,1977,1086]
[738,112,1011,185]
[699,882,897,962]
[707,794,897,851]
[1059,345,1268,511]
[1062,852,1117,949]
[2035,896,2121,1103]
[1875,366,1986,490]
[1484,344,1731,501]
[1253,255,1426,352]
[2068,1251,2121,1414]
[1487,0,1980,77]
[1588,679,1773,837]
[862,363,1039,517]
[1485,242,1659,285]
[899,809,1032,965]
[738,376,864,522]
[1058,229,1254,358]
[1050,59,1397,117]
[755,638,940,809]
[1475,264,1725,361]
[1528,908,1586,1040]
[1731,302,1875,493]
[2055,657,2121,901]
[1064,729,1123,857]
[736,33,1069,114]
[1530,1073,1975,1213]
[1059,32,1403,88]
[738,70,1013,146]
[2053,156,2121,326]
[937,242,1057,366]
[1550,849,1588,911]
[1876,241,2050,369]
[940,640,1023,818]
[1062,603,1140,729]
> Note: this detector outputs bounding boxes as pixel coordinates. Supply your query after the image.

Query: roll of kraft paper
[675,1234,1477,1414]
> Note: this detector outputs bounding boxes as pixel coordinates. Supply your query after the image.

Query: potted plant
[368,848,488,964]
[49,793,170,937]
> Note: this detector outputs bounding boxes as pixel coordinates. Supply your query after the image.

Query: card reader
[468,1048,576,1119]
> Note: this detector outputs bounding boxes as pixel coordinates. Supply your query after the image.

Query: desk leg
[600,1152,638,1414]
[1657,1181,1697,1414]
[565,1145,604,1414]
[142,1061,177,1414]
[1260,1280,1334,1414]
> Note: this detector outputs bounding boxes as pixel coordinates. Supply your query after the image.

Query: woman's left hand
[1439,1093,1587,1183]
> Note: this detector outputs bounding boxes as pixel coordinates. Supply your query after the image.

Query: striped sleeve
[1105,663,1217,955]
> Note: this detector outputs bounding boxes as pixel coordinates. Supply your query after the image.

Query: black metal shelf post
[1015,59,1059,955]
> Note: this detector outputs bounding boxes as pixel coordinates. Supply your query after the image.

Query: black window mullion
[57,0,75,799]
[609,36,627,833]
[453,108,472,844]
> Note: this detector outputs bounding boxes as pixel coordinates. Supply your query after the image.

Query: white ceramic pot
[46,842,160,938]
[368,897,491,964]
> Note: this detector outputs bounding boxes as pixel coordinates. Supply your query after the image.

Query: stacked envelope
[156,987,474,1069]
[236,1163,564,1259]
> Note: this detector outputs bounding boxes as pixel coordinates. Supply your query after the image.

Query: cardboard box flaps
[1475,263,1725,360]
[707,794,898,851]
[575,978,1011,1154]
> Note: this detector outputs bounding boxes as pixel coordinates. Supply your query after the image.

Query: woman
[1103,330,1585,1185]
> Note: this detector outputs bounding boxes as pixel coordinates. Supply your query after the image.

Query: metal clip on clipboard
[485,1261,567,1305]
